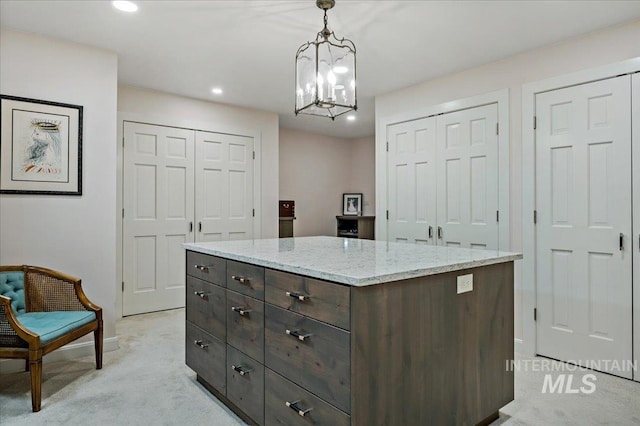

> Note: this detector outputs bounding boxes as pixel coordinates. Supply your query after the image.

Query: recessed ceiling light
[211,88,223,95]
[112,1,138,12]
[333,66,349,74]
[346,115,356,121]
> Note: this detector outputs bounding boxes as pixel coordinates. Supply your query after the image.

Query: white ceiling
[2,1,640,139]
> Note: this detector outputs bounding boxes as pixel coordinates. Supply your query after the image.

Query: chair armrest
[0,295,38,346]
[23,266,102,318]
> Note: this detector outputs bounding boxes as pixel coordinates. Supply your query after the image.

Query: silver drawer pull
[285,400,313,417]
[231,306,252,316]
[193,291,209,300]
[231,364,253,376]
[231,275,249,284]
[285,329,312,341]
[194,264,210,273]
[286,291,310,301]
[193,340,208,349]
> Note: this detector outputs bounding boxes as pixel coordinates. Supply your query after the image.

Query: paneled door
[123,122,194,315]
[536,75,632,378]
[436,104,499,249]
[195,131,254,242]
[387,117,437,244]
[632,72,639,382]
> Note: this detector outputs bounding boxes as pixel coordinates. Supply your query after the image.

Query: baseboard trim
[0,337,119,374]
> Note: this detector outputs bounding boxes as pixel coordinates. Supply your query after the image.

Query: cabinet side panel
[350,262,514,425]
[477,262,514,416]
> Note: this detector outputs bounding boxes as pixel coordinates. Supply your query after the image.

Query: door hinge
[533,210,537,224]
[386,141,389,152]
[496,123,499,135]
[122,281,125,292]
[533,116,537,130]
[252,209,255,217]
[253,151,255,160]
[386,210,389,220]
[496,210,499,223]
[122,137,125,147]
[122,208,124,218]
[534,308,537,321]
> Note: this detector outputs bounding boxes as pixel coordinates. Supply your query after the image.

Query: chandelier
[295,0,357,120]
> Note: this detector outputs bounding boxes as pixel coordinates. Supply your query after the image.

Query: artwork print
[12,111,70,181]
[1,95,82,195]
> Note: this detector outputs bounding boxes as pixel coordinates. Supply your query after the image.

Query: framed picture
[0,95,82,195]
[342,193,363,216]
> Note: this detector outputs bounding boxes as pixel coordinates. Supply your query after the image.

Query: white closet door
[633,72,640,382]
[436,104,499,249]
[387,117,437,244]
[123,122,194,315]
[536,76,632,378]
[196,131,254,242]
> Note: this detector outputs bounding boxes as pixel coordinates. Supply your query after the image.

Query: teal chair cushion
[18,311,96,344]
[0,271,25,314]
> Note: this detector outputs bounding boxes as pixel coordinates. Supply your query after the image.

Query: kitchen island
[183,236,521,425]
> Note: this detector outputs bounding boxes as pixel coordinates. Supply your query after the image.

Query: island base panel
[351,262,514,425]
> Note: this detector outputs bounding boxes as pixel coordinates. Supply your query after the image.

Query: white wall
[279,128,375,237]
[0,29,118,339]
[349,136,376,216]
[375,20,640,349]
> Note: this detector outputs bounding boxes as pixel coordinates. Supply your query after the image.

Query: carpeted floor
[1,308,639,425]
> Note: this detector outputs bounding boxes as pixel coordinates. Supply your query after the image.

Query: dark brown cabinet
[185,250,514,425]
[336,215,375,240]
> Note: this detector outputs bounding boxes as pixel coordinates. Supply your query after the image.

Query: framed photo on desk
[342,193,362,216]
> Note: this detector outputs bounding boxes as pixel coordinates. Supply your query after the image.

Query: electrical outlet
[457,274,473,294]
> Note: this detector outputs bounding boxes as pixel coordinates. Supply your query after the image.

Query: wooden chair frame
[0,265,103,412]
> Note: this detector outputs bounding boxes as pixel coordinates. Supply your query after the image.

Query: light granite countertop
[183,236,522,286]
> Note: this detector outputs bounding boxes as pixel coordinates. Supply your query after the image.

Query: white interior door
[535,75,632,378]
[387,117,437,244]
[632,72,640,382]
[195,131,254,242]
[436,104,499,249]
[123,122,194,316]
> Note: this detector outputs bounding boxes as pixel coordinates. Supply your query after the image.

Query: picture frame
[0,94,83,195]
[342,193,363,216]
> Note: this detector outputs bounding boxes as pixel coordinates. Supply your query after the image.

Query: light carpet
[1,309,640,425]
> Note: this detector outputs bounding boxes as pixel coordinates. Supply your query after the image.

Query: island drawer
[227,260,265,300]
[227,289,264,363]
[186,276,226,340]
[265,269,350,330]
[264,305,350,414]
[186,322,226,395]
[187,251,226,285]
[265,368,350,426]
[227,345,264,426]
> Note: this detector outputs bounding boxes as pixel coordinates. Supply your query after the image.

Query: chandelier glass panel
[295,0,357,120]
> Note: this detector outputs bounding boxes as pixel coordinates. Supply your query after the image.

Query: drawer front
[227,345,265,425]
[265,305,350,413]
[186,322,226,394]
[265,368,350,426]
[227,260,265,300]
[186,276,226,340]
[265,269,350,330]
[186,251,226,285]
[227,290,265,363]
